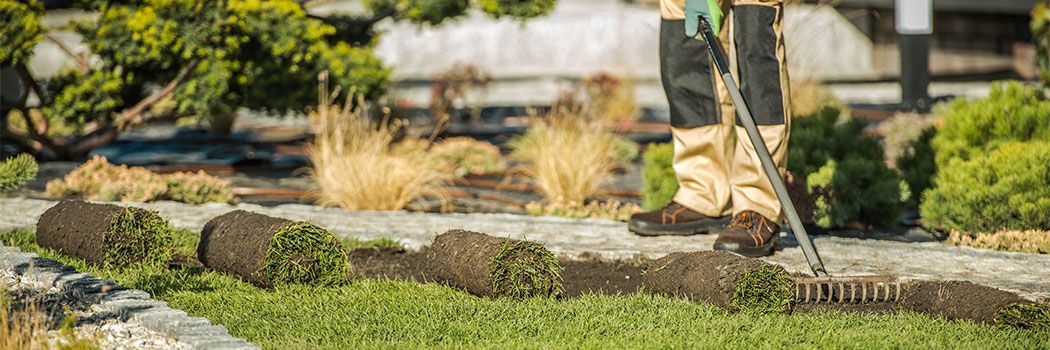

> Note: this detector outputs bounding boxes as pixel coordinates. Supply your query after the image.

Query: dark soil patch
[347,247,428,282]
[558,256,645,298]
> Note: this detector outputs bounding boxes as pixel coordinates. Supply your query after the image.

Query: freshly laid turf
[643,251,795,314]
[2,228,1048,349]
[427,229,563,299]
[35,200,173,268]
[198,210,350,287]
[902,280,1050,329]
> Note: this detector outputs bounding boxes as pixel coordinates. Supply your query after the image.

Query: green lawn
[2,228,1047,349]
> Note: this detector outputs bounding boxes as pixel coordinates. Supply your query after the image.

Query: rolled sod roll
[198,210,351,288]
[426,229,563,298]
[901,280,1050,329]
[643,251,794,313]
[36,200,174,268]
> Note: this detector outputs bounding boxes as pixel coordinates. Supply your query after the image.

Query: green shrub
[640,143,677,211]
[930,82,1050,168]
[0,153,37,191]
[0,0,43,66]
[806,159,906,229]
[1033,1,1050,89]
[921,141,1050,235]
[788,105,905,228]
[896,127,937,208]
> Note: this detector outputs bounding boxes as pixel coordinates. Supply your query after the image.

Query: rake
[696,17,900,304]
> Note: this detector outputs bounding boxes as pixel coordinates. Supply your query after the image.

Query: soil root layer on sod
[643,251,794,313]
[426,229,563,299]
[901,280,1050,329]
[198,210,350,288]
[36,200,173,268]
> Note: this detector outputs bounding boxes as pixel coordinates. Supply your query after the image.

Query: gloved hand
[684,0,723,40]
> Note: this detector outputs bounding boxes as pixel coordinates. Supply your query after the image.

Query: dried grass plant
[948,229,1050,254]
[1,286,47,350]
[307,73,449,211]
[508,107,617,205]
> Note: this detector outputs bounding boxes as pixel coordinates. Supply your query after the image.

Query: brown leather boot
[628,202,730,236]
[713,210,780,257]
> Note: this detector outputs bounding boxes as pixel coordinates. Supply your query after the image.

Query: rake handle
[697,18,827,277]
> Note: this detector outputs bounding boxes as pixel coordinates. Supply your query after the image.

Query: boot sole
[629,216,730,236]
[713,234,781,257]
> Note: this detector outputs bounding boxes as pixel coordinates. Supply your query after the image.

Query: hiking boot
[713,210,781,257]
[628,202,730,236]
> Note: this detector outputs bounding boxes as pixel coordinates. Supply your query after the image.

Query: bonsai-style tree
[1,0,556,159]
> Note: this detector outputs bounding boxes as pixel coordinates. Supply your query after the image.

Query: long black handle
[698,18,827,277]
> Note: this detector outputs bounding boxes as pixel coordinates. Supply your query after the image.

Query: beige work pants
[658,0,791,221]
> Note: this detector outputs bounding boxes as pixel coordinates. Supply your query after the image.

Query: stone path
[2,197,1048,302]
[0,244,259,350]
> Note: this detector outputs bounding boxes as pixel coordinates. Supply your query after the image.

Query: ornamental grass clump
[508,108,618,206]
[36,200,174,268]
[198,210,351,288]
[948,229,1050,254]
[306,76,448,211]
[0,153,37,192]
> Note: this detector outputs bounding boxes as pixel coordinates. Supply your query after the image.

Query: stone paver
[0,214,260,350]
[2,197,1048,302]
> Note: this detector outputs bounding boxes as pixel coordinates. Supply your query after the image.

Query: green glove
[684,0,723,40]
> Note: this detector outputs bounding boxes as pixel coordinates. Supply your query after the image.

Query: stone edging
[0,245,259,350]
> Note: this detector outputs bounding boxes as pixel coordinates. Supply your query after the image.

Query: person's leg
[713,0,790,256]
[629,0,734,236]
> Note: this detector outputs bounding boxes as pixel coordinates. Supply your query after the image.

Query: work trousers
[659,0,790,221]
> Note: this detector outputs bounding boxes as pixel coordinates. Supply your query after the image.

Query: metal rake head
[795,275,901,304]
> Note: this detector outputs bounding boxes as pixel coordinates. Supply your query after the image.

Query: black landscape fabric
[36,200,171,267]
[642,251,794,313]
[426,229,563,298]
[901,280,1050,329]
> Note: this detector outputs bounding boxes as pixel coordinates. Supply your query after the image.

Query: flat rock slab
[2,198,1048,302]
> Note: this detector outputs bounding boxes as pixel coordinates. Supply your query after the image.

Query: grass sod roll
[198,210,351,288]
[35,200,174,268]
[426,229,563,298]
[642,251,794,314]
[901,280,1050,329]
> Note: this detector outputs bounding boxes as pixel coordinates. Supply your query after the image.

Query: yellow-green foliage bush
[921,141,1050,235]
[428,137,506,177]
[640,143,677,211]
[930,82,1050,168]
[0,0,43,66]
[46,156,235,204]
[0,153,37,191]
[1033,1,1050,89]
